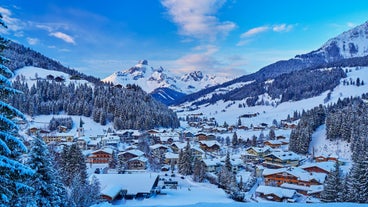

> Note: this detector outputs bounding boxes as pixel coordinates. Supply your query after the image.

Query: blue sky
[1,0,368,78]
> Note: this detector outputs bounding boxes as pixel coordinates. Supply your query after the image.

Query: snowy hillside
[11,66,92,86]
[102,60,230,94]
[315,21,368,60]
[174,66,368,130]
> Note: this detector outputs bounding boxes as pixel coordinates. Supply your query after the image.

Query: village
[24,112,344,204]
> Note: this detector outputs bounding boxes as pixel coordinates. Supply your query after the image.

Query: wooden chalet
[93,173,159,201]
[263,167,326,187]
[300,161,335,174]
[118,149,145,162]
[88,148,113,164]
[264,140,289,149]
[42,133,74,144]
[256,185,296,202]
[242,147,271,162]
[263,151,300,168]
[127,157,147,170]
[199,140,220,152]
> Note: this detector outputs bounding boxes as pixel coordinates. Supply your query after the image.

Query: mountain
[173,21,368,106]
[3,41,101,84]
[2,41,180,130]
[102,60,230,104]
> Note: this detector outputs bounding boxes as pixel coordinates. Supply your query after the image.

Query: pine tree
[269,128,276,140]
[224,152,232,172]
[320,161,342,202]
[192,158,206,182]
[108,150,118,169]
[232,132,238,147]
[59,144,87,187]
[179,141,193,175]
[0,15,34,205]
[27,137,67,207]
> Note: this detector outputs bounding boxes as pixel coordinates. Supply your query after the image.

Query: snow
[92,173,159,196]
[256,185,296,199]
[309,124,352,161]
[92,202,367,207]
[12,66,91,86]
[102,60,231,94]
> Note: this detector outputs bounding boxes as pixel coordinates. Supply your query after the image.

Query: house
[88,148,113,164]
[92,173,159,201]
[314,154,339,163]
[150,144,169,158]
[264,140,289,149]
[263,151,300,168]
[42,133,75,144]
[256,185,296,202]
[202,159,221,173]
[199,140,220,152]
[164,152,179,165]
[263,167,326,187]
[127,157,148,170]
[171,142,186,153]
[242,146,271,162]
[118,149,145,162]
[300,161,335,174]
[280,183,324,197]
[101,134,120,147]
[196,133,208,141]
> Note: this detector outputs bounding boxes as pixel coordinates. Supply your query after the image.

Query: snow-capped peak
[312,21,368,61]
[102,60,230,95]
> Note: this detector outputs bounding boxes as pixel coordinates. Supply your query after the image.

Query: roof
[256,185,296,198]
[300,161,335,173]
[119,149,144,157]
[199,140,220,147]
[92,148,113,155]
[150,144,169,150]
[92,173,159,196]
[165,152,179,159]
[281,183,324,194]
[263,167,327,183]
[265,151,300,161]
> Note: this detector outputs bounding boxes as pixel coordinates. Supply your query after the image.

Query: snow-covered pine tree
[108,150,118,169]
[345,136,368,203]
[180,141,193,175]
[225,151,232,172]
[0,15,34,206]
[27,137,67,207]
[59,144,87,187]
[269,128,276,140]
[192,158,206,182]
[232,132,238,148]
[320,161,342,202]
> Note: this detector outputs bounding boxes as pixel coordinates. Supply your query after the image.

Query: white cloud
[272,24,293,32]
[240,26,269,38]
[347,22,356,28]
[237,23,294,46]
[50,32,76,45]
[0,6,24,34]
[26,37,39,45]
[161,0,236,41]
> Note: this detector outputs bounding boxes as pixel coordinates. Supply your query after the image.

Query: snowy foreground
[92,202,368,207]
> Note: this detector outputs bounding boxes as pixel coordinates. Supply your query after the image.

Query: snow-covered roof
[165,152,179,159]
[265,151,300,161]
[202,158,221,166]
[119,149,144,157]
[263,167,327,183]
[300,161,335,173]
[199,140,220,147]
[150,144,169,150]
[256,185,296,198]
[92,148,113,155]
[92,173,159,196]
[280,183,324,195]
